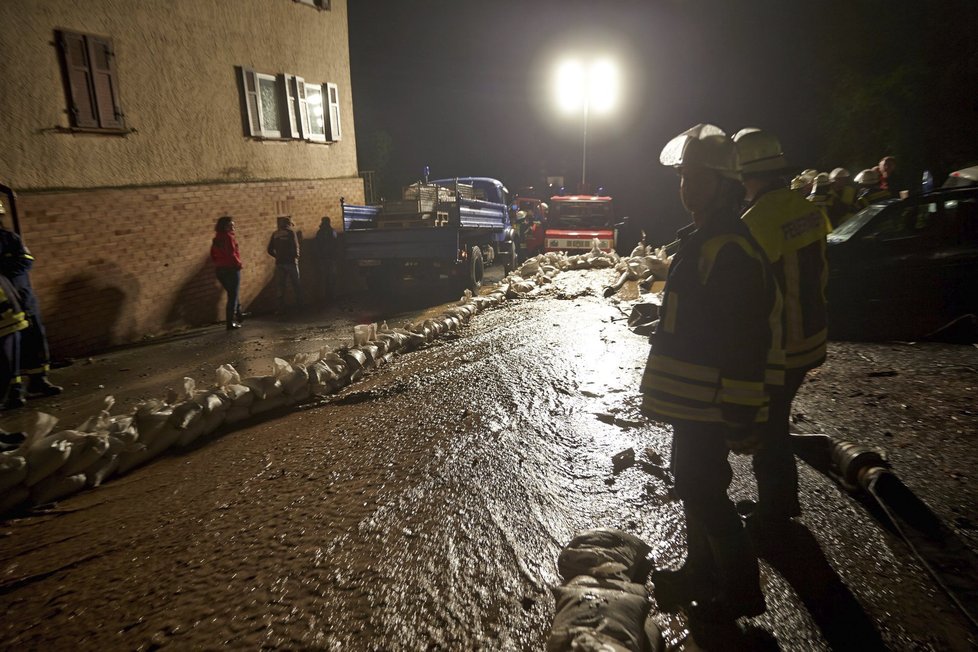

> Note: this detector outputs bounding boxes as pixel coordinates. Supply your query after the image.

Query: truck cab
[544,194,616,253]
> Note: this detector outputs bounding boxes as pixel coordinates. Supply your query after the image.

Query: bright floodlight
[554,57,618,114]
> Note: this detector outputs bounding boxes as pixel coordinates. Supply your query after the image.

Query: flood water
[1,270,975,650]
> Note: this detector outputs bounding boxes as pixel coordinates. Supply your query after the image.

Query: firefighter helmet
[813,172,830,188]
[854,168,881,186]
[659,124,740,180]
[733,128,786,175]
[790,169,817,190]
[829,167,850,181]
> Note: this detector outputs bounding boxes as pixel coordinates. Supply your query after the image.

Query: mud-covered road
[1,270,977,650]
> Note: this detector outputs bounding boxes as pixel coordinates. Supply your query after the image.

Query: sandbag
[55,429,111,477]
[85,454,120,487]
[0,454,27,494]
[274,357,310,398]
[549,576,654,652]
[117,400,179,474]
[558,529,652,583]
[30,473,87,506]
[0,485,29,514]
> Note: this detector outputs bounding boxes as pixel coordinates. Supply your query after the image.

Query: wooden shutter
[57,30,98,128]
[87,36,124,129]
[291,76,310,140]
[326,82,342,141]
[238,67,262,137]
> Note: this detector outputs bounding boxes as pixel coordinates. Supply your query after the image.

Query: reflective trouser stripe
[787,334,827,369]
[21,364,50,375]
[643,374,719,404]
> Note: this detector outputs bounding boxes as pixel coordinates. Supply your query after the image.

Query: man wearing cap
[733,128,831,527]
[641,124,781,620]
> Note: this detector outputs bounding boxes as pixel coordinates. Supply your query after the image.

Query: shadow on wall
[164,256,224,329]
[49,272,137,356]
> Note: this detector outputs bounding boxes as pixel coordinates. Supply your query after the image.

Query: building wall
[20,177,363,357]
[0,0,364,357]
[0,0,358,188]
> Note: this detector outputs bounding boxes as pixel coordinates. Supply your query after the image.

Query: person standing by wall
[734,128,831,526]
[642,124,781,621]
[314,216,337,305]
[0,203,62,408]
[210,215,244,330]
[267,216,302,313]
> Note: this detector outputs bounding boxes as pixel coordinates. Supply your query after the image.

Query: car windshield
[827,204,887,242]
[549,201,614,229]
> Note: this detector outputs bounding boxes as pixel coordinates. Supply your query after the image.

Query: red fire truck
[543,194,616,253]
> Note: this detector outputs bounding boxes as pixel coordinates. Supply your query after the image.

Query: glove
[725,424,762,455]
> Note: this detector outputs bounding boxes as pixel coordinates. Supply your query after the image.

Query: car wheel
[468,246,484,291]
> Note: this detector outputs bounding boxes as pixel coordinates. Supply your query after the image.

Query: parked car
[826,186,978,339]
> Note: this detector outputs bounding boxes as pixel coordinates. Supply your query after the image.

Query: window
[55,30,125,131]
[238,67,341,143]
[294,0,331,9]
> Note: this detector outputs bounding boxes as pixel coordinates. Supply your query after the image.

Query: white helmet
[515,210,528,221]
[829,167,850,181]
[813,172,831,188]
[854,168,881,186]
[790,169,817,190]
[733,128,786,175]
[660,124,740,180]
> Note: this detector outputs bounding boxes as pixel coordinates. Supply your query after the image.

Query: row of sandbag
[505,239,623,295]
[549,528,664,652]
[0,289,512,516]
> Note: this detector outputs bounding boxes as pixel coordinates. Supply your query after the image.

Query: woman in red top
[210,216,244,330]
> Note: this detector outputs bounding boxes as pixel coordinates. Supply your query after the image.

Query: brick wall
[18,176,365,358]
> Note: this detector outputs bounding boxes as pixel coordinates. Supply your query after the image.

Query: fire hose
[790,433,978,630]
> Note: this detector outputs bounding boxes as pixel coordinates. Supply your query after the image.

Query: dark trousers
[216,267,241,326]
[274,262,302,310]
[752,367,807,517]
[671,421,744,538]
[0,331,22,398]
[318,261,335,302]
[19,311,50,378]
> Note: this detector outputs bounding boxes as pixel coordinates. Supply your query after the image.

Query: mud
[1,270,976,650]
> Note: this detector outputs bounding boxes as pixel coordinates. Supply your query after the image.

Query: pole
[581,93,589,192]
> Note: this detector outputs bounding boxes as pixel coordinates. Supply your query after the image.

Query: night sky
[348,0,976,244]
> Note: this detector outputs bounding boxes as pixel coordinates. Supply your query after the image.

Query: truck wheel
[468,246,484,291]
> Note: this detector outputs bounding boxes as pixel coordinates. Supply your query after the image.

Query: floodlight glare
[552,56,620,187]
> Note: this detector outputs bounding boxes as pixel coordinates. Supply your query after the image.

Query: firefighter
[0,273,28,409]
[734,128,831,527]
[0,202,62,408]
[513,210,532,262]
[854,168,891,208]
[828,167,859,225]
[790,168,817,196]
[643,124,781,620]
[807,172,836,223]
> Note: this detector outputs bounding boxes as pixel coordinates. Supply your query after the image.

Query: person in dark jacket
[314,216,337,304]
[210,215,244,330]
[0,274,28,410]
[0,202,62,408]
[267,216,302,312]
[642,124,783,621]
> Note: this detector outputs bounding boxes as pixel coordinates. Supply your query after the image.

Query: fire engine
[544,193,616,253]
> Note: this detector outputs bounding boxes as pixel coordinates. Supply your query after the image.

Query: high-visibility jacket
[640,215,783,427]
[742,186,831,371]
[829,184,859,226]
[0,274,28,338]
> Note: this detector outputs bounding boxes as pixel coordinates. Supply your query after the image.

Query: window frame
[55,29,126,132]
[238,67,340,144]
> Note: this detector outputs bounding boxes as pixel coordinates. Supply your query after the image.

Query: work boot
[28,375,63,397]
[652,513,717,612]
[4,383,27,410]
[737,498,800,531]
[688,527,766,621]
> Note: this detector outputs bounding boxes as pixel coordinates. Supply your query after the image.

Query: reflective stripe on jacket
[0,275,28,338]
[640,217,783,427]
[742,187,830,371]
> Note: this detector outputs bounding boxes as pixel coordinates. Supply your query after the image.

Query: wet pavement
[1,268,977,650]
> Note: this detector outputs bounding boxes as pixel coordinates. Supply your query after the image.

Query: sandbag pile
[0,291,517,516]
[549,528,663,652]
[500,239,622,298]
